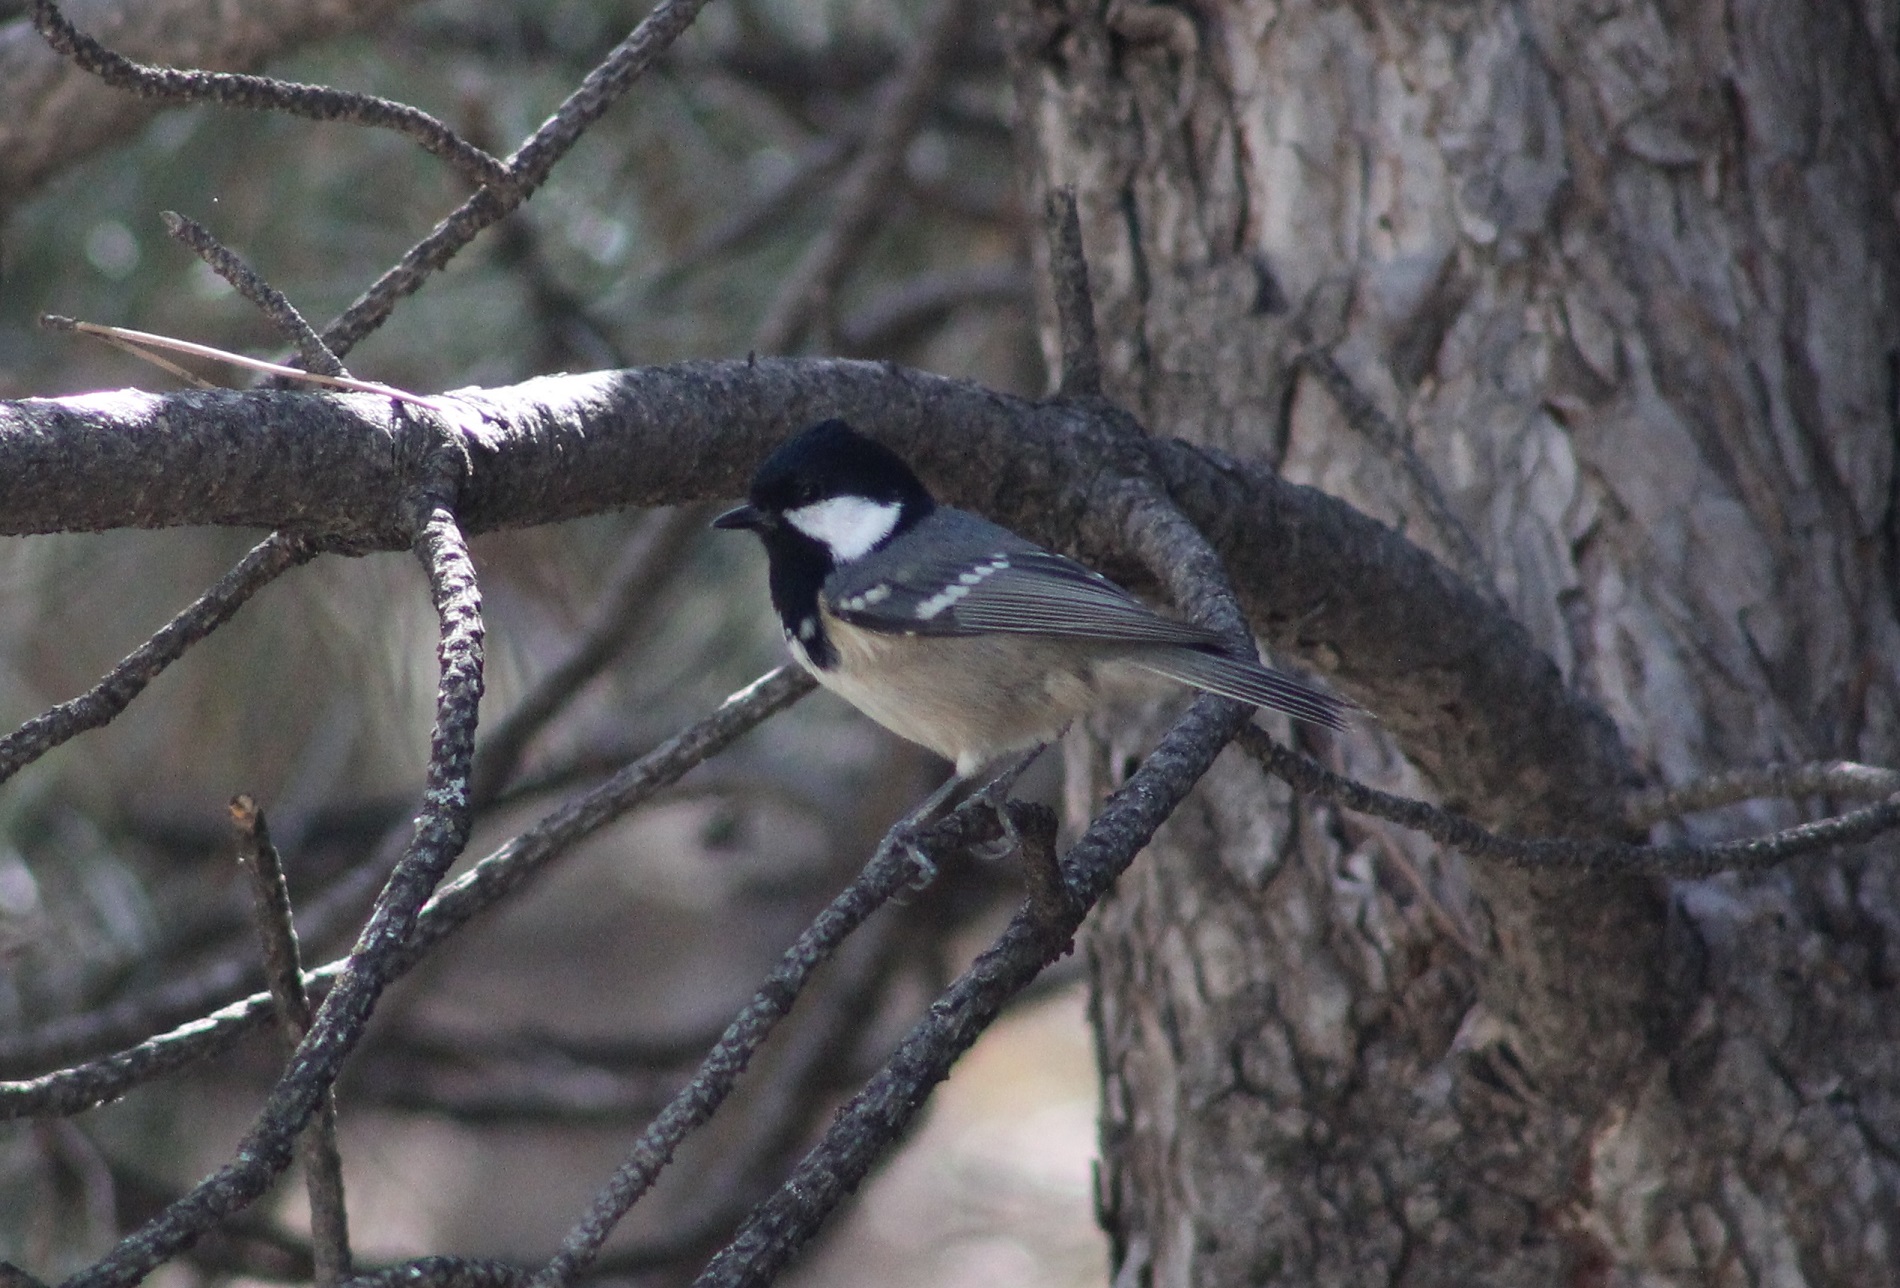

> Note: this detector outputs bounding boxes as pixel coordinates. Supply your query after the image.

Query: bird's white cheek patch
[784,497,901,561]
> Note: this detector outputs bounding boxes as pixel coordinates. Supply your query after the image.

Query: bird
[713,419,1351,780]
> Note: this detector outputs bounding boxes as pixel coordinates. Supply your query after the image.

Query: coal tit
[714,419,1351,776]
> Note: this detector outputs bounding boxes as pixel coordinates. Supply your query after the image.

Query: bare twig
[162,213,345,377]
[105,1158,319,1281]
[19,701,1891,1129]
[1123,485,1257,649]
[1007,801,1069,928]
[41,318,218,386]
[622,904,919,1276]
[232,797,351,1288]
[692,695,1252,1286]
[1045,187,1103,398]
[64,476,484,1288]
[1623,760,1900,829]
[1236,726,1900,877]
[0,532,315,790]
[321,0,718,357]
[750,0,971,352]
[526,778,1009,1288]
[1,669,813,1119]
[0,820,400,1078]
[29,0,509,190]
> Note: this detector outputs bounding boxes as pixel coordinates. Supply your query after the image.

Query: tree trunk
[1009,0,1900,1282]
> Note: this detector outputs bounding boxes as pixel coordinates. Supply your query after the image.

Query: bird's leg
[887,771,971,890]
[960,744,1049,863]
[893,744,1049,888]
[958,753,1071,927]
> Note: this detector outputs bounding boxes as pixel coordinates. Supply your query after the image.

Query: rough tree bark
[1010,0,1900,1283]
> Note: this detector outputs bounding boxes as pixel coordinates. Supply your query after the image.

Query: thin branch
[1,669,813,1119]
[232,797,350,1288]
[1044,186,1102,399]
[0,819,399,1078]
[62,476,485,1288]
[162,213,346,377]
[106,1155,318,1282]
[1236,726,1900,878]
[750,0,971,352]
[1622,760,1900,829]
[585,905,923,1278]
[0,532,315,790]
[29,0,510,190]
[22,701,1889,1131]
[320,0,718,357]
[1,985,280,1122]
[1006,801,1069,927]
[526,780,1011,1288]
[692,695,1252,1287]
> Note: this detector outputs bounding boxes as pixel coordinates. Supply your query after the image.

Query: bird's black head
[712,419,938,665]
[713,419,936,563]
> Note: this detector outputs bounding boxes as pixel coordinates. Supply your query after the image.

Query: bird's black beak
[712,503,764,532]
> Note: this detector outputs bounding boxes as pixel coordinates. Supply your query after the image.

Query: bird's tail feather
[1133,648,1353,730]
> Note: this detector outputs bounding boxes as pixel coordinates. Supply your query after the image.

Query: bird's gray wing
[822,510,1355,730]
[824,519,1218,647]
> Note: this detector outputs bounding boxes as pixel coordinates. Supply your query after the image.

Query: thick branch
[0,359,1628,831]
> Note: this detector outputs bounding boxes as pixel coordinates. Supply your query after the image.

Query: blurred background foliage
[0,0,1098,1282]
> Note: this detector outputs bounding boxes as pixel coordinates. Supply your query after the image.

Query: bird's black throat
[760,525,841,668]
